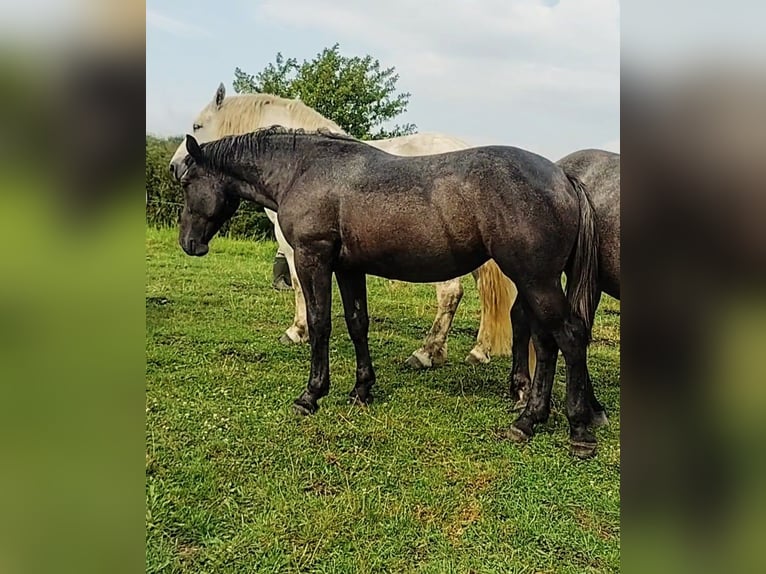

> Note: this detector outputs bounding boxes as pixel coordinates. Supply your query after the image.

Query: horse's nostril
[169,163,177,179]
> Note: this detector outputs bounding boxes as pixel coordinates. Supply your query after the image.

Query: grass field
[146,226,620,573]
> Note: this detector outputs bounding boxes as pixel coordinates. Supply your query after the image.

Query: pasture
[146,226,620,573]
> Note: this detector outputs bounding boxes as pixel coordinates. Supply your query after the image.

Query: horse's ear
[215,82,226,109]
[186,134,203,162]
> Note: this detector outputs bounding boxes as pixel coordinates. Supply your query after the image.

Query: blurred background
[622,1,766,572]
[0,2,145,574]
[0,1,764,573]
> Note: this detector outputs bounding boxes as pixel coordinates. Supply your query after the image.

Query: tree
[232,44,416,140]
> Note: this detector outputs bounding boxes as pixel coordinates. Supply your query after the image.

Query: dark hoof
[591,410,609,427]
[292,397,318,416]
[570,440,598,459]
[272,278,293,291]
[348,389,373,406]
[506,424,531,443]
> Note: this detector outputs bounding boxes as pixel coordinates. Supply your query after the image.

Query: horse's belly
[338,243,486,283]
[337,203,487,281]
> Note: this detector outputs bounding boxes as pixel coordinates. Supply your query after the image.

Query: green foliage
[145,135,183,229]
[146,226,621,573]
[233,44,417,140]
[145,135,274,240]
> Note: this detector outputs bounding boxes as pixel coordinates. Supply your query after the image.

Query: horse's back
[366,145,578,225]
[369,132,471,155]
[557,149,620,199]
[337,145,578,281]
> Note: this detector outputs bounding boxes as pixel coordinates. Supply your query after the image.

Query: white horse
[170,83,533,371]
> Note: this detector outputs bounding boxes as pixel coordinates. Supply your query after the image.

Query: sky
[147,0,619,160]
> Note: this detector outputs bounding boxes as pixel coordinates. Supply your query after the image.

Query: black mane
[198,125,359,170]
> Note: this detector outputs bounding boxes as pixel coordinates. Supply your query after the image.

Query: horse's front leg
[291,246,334,415]
[280,248,309,345]
[269,209,309,345]
[336,270,376,405]
[406,278,463,369]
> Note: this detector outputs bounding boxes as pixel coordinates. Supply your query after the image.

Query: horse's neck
[232,174,279,213]
[257,102,345,133]
[224,138,302,210]
[228,135,361,208]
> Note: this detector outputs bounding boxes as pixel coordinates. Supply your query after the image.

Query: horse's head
[176,135,241,257]
[169,82,227,179]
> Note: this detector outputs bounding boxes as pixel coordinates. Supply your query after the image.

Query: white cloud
[146,98,199,137]
[256,0,618,70]
[144,1,619,156]
[253,0,619,158]
[146,9,211,38]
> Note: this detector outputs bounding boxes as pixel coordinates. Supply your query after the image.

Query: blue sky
[147,0,619,159]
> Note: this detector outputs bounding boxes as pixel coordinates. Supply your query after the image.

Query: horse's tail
[476,260,515,356]
[565,173,600,338]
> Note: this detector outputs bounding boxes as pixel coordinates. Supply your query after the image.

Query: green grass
[146,226,620,573]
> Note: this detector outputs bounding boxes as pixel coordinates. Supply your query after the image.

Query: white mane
[208,93,470,154]
[209,94,346,138]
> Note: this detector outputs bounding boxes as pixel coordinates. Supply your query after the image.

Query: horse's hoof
[291,399,317,416]
[279,332,306,345]
[272,278,293,291]
[405,352,431,370]
[465,349,490,365]
[348,390,373,406]
[506,424,530,443]
[592,410,609,427]
[570,440,598,459]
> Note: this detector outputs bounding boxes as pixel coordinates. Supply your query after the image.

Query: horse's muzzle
[169,159,187,181]
[180,237,209,256]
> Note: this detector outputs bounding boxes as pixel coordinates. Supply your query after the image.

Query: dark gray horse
[174,127,601,457]
[509,149,619,441]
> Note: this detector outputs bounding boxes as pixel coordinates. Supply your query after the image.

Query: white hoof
[280,327,308,345]
[465,348,490,365]
[405,350,433,369]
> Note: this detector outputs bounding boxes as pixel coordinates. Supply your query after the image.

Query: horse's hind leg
[406,278,463,369]
[510,294,606,426]
[587,372,608,427]
[291,247,334,416]
[509,296,537,410]
[336,271,376,405]
[508,314,559,440]
[510,280,596,457]
[586,290,608,426]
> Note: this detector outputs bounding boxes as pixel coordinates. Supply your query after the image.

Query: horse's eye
[193,123,203,131]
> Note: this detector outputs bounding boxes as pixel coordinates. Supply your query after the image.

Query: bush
[145,135,275,241]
